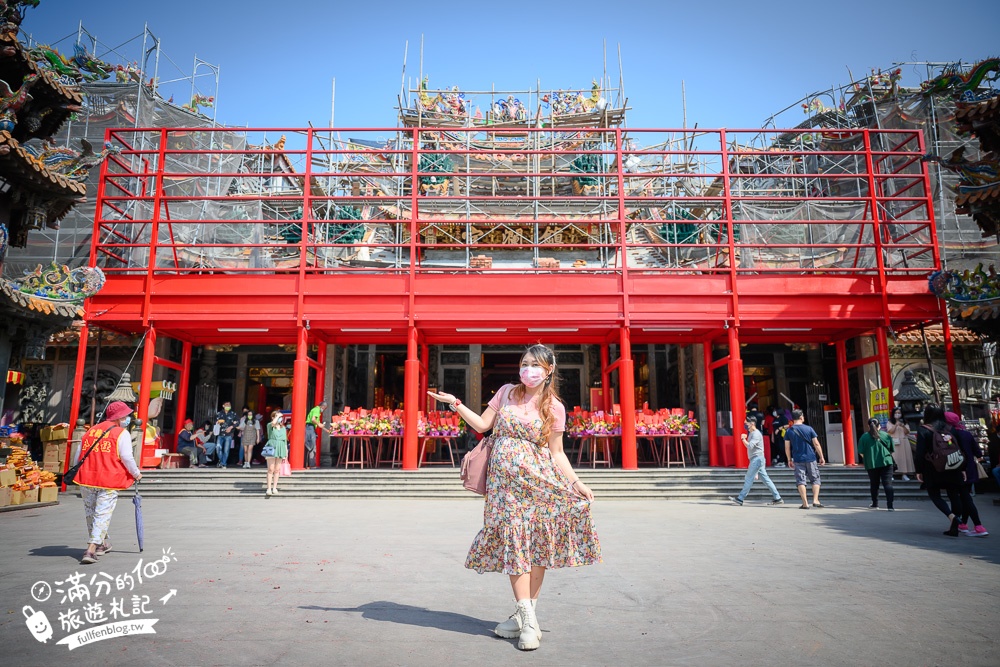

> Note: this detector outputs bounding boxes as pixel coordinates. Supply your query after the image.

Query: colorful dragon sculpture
[27,43,113,84]
[21,137,121,181]
[923,146,1000,193]
[922,57,1000,101]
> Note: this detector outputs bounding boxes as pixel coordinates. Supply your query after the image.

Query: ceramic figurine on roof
[0,71,36,130]
[181,93,214,114]
[0,0,38,28]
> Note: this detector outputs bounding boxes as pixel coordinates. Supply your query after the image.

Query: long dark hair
[867,418,881,439]
[511,344,562,444]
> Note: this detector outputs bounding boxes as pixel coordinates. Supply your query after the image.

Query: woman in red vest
[73,401,143,564]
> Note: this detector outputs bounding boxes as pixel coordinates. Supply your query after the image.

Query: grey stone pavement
[1,492,998,667]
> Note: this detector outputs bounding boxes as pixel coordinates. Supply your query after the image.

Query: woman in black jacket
[915,405,965,536]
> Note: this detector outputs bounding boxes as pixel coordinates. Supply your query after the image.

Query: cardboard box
[42,462,63,473]
[23,487,40,504]
[0,486,11,507]
[9,489,24,505]
[43,444,65,465]
[44,442,66,459]
[0,468,15,487]
[39,486,58,503]
[40,425,70,442]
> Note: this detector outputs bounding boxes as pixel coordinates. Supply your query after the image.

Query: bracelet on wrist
[448,399,462,412]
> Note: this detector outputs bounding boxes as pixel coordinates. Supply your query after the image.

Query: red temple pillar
[289,326,309,470]
[600,344,610,412]
[835,340,857,465]
[876,327,894,413]
[727,326,748,468]
[313,342,327,467]
[704,341,719,467]
[420,343,429,408]
[402,326,419,470]
[175,341,192,435]
[137,325,156,467]
[619,327,637,470]
[940,307,961,417]
[63,323,89,490]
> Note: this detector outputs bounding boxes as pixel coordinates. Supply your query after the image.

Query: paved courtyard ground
[1,493,998,666]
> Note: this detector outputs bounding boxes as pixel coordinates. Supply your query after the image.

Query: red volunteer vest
[74,420,134,490]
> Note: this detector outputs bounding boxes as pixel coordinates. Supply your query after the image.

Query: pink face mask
[520,366,547,388]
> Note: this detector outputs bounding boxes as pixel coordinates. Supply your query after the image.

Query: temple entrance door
[481,351,521,410]
[439,366,469,411]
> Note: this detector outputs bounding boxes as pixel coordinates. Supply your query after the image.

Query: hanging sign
[6,370,24,384]
[869,387,890,426]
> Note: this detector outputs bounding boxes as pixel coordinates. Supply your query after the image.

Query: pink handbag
[461,435,493,495]
[279,460,292,477]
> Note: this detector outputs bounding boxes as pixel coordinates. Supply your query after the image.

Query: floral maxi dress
[465,386,602,575]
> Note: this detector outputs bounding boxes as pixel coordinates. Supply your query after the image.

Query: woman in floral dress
[428,344,601,651]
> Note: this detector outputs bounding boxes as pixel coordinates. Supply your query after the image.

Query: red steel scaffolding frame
[71,126,956,471]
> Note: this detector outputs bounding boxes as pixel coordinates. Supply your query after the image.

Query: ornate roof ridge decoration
[48,326,133,346]
[0,28,85,142]
[0,261,104,318]
[889,323,981,346]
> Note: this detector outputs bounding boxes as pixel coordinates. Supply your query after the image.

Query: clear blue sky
[25,0,1000,130]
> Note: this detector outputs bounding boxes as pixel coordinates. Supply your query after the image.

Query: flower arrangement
[325,408,464,437]
[566,408,698,436]
[417,411,463,437]
[328,408,403,436]
[635,409,699,436]
[565,410,621,436]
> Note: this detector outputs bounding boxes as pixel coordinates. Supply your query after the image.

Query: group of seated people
[175,412,270,468]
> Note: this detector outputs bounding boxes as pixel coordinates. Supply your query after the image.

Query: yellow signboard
[869,387,890,425]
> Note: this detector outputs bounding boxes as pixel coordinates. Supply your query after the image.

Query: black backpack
[923,424,965,473]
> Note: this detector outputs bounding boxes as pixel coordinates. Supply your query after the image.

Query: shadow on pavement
[27,545,80,559]
[810,505,1000,566]
[300,601,496,637]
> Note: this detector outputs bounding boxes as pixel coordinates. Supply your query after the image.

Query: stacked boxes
[470,254,493,269]
[534,257,561,269]
[41,424,69,474]
[0,427,60,508]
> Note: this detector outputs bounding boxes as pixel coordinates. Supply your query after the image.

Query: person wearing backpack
[857,418,895,511]
[915,405,965,536]
[945,412,989,537]
[784,409,826,509]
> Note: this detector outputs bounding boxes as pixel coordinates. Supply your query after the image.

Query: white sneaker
[243,462,251,469]
[901,475,910,481]
[271,488,279,495]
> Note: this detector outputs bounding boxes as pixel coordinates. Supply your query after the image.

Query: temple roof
[0,29,84,143]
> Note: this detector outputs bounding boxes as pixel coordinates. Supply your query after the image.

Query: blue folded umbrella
[132,481,144,553]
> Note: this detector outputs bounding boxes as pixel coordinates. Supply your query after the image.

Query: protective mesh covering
[3,81,244,278]
[876,93,994,270]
